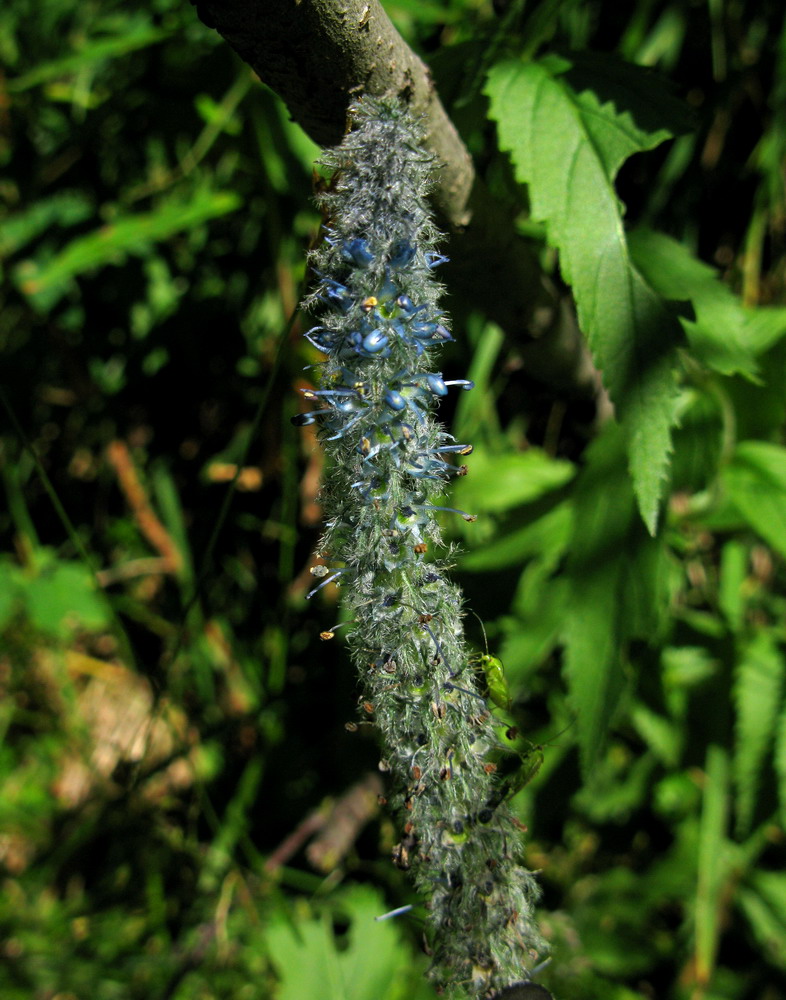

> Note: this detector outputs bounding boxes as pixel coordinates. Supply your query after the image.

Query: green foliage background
[1,1,785,998]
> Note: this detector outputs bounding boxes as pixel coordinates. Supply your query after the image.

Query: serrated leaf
[722,442,786,558]
[485,57,684,532]
[562,426,671,774]
[630,227,786,379]
[732,631,784,835]
[13,191,240,312]
[738,872,786,970]
[694,745,731,983]
[265,887,431,1000]
[559,51,696,147]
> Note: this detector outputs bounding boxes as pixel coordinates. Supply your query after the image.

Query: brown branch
[190,0,610,413]
[106,440,183,575]
[190,0,473,227]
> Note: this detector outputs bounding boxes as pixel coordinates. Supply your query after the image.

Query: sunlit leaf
[0,191,94,259]
[630,227,786,378]
[14,191,241,311]
[562,426,673,773]
[460,502,573,573]
[723,442,786,558]
[718,539,749,633]
[452,447,574,514]
[265,887,434,1000]
[694,745,731,983]
[485,56,685,532]
[738,872,786,971]
[732,631,785,835]
[630,702,682,767]
[7,21,172,92]
[24,560,111,639]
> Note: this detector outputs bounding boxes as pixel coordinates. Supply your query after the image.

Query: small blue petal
[426,374,448,396]
[341,238,375,268]
[425,252,449,268]
[323,279,353,311]
[363,329,389,353]
[385,389,406,411]
[410,322,439,340]
[389,239,416,269]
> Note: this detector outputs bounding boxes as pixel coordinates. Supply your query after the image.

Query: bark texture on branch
[191,0,610,412]
[190,0,473,228]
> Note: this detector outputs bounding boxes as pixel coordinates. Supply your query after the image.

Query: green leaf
[485,56,684,532]
[629,227,786,379]
[777,706,786,830]
[23,559,112,639]
[0,561,23,632]
[562,426,672,773]
[0,191,94,259]
[150,460,193,589]
[662,646,720,690]
[738,872,786,970]
[7,21,171,92]
[722,442,786,558]
[13,191,241,312]
[501,576,570,676]
[718,539,749,633]
[694,745,731,984]
[732,631,785,835]
[452,447,574,514]
[629,702,682,767]
[460,501,573,572]
[265,887,433,1000]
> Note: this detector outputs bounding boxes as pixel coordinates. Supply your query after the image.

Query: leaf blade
[485,57,684,531]
[723,442,786,558]
[733,631,785,835]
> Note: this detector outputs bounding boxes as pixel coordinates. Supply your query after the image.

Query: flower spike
[293,95,545,997]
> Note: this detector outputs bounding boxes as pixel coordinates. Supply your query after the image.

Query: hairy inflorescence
[293,95,545,998]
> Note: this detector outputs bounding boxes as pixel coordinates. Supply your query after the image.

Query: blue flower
[292,94,545,997]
